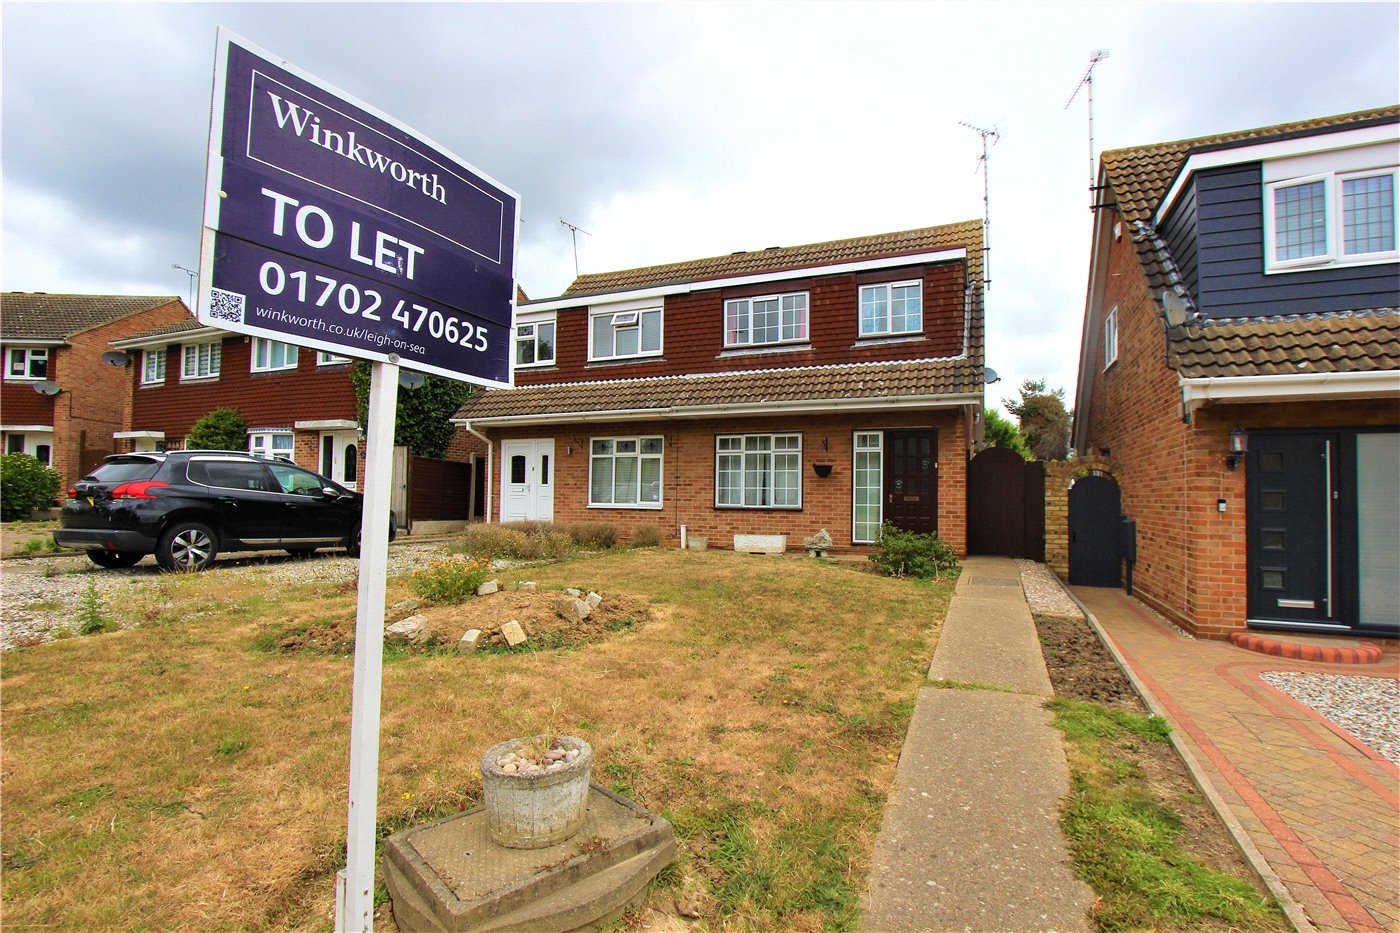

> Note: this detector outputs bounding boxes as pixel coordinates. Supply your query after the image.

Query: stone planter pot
[686,536,708,551]
[480,735,593,849]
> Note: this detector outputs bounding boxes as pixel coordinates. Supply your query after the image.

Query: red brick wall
[486,408,969,554]
[516,260,968,387]
[1,376,56,424]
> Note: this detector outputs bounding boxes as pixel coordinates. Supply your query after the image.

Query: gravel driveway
[0,541,452,649]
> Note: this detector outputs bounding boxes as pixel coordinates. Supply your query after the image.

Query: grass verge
[1048,697,1284,932]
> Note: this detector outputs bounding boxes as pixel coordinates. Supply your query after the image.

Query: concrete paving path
[862,557,1093,933]
[1073,586,1400,933]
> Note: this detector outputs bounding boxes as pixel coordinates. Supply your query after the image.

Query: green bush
[868,522,959,579]
[1,453,61,521]
[409,555,493,603]
[629,525,664,548]
[453,524,573,561]
[185,407,247,451]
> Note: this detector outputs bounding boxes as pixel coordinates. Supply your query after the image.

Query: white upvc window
[182,341,221,380]
[1103,305,1118,370]
[858,280,923,336]
[715,433,802,509]
[589,436,663,508]
[852,432,884,544]
[1265,167,1398,271]
[590,307,662,361]
[252,338,298,373]
[248,431,294,461]
[317,351,351,366]
[5,347,48,381]
[141,348,166,385]
[724,292,809,347]
[515,314,556,368]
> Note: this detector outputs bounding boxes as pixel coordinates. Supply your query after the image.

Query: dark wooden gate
[967,446,1045,560]
[407,457,474,525]
[1068,474,1121,586]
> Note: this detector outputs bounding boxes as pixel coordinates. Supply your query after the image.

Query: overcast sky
[3,2,1397,412]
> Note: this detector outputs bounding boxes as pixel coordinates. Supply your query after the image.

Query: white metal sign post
[335,359,398,930]
[198,30,518,933]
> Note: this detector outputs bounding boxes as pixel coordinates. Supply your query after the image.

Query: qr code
[208,288,246,323]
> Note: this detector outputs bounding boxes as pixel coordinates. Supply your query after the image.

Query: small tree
[1003,379,1070,461]
[982,408,1031,460]
[349,362,473,459]
[1,453,62,521]
[185,407,248,451]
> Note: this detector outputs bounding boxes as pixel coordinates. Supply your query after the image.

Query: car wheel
[86,550,144,569]
[285,547,317,558]
[156,522,218,572]
[345,522,362,558]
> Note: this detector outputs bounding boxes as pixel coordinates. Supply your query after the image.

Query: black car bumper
[53,528,156,553]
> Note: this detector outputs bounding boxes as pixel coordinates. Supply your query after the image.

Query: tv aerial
[560,219,592,277]
[1065,50,1110,210]
[959,120,1001,290]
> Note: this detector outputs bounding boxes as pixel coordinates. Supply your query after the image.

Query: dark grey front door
[1247,433,1338,625]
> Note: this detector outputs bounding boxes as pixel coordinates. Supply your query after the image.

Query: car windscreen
[85,459,160,483]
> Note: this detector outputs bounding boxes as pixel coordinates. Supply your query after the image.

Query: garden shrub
[185,407,248,451]
[868,522,959,579]
[454,524,572,561]
[559,521,618,549]
[629,525,664,548]
[409,556,493,603]
[1,453,61,521]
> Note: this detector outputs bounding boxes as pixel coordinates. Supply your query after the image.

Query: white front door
[319,431,360,490]
[500,439,554,522]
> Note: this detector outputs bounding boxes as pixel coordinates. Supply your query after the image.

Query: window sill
[587,502,664,511]
[250,368,299,376]
[515,363,558,372]
[139,381,167,388]
[585,356,664,369]
[1264,253,1398,274]
[179,375,221,384]
[717,343,811,359]
[713,505,804,512]
[851,334,926,348]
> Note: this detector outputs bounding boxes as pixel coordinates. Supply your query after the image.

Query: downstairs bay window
[590,436,663,508]
[716,433,802,508]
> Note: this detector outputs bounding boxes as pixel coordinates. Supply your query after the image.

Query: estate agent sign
[198,28,518,386]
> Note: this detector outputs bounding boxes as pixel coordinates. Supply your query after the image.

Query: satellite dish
[1161,290,1189,327]
[32,380,63,397]
[398,370,426,390]
[983,367,1001,385]
[101,350,130,367]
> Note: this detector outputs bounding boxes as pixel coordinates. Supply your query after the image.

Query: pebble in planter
[480,735,593,849]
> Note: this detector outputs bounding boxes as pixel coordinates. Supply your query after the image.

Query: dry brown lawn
[1,548,951,931]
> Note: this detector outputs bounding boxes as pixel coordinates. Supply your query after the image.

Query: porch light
[1226,429,1248,470]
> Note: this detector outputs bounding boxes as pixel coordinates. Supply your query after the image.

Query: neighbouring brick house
[454,221,986,553]
[1,294,191,489]
[1072,107,1400,642]
[109,318,486,524]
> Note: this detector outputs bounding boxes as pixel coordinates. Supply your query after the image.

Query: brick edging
[1228,632,1384,665]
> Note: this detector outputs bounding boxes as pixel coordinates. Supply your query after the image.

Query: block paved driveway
[1073,587,1399,933]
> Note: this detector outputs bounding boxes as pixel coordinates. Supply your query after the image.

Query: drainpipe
[460,420,493,524]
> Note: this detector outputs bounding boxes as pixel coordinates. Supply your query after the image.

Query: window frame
[514,313,557,369]
[714,432,803,510]
[181,341,222,381]
[588,435,664,509]
[316,351,351,366]
[247,431,294,461]
[5,347,48,381]
[251,338,299,373]
[1264,167,1399,273]
[1102,305,1118,370]
[851,431,884,544]
[588,306,663,362]
[857,279,924,337]
[141,348,166,385]
[723,291,810,348]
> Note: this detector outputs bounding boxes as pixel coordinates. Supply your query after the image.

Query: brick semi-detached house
[1073,107,1400,644]
[1,294,191,489]
[454,221,986,553]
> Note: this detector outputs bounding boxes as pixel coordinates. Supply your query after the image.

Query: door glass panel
[321,436,334,476]
[344,444,357,483]
[1261,569,1286,590]
[540,455,550,485]
[1261,490,1285,511]
[1261,529,1285,551]
[511,455,526,484]
[1260,451,1284,472]
[1357,434,1400,628]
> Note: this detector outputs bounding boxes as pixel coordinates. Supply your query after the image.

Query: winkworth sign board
[198,29,519,387]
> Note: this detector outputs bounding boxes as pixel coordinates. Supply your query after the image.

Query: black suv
[54,451,395,571]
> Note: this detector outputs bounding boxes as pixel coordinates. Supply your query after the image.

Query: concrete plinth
[383,783,676,933]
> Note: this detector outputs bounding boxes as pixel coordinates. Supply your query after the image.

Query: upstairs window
[590,307,661,361]
[5,347,48,380]
[515,315,556,367]
[142,348,166,385]
[317,351,351,366]
[252,338,298,373]
[859,281,922,336]
[724,293,809,347]
[1266,168,1397,271]
[1102,305,1118,369]
[182,341,221,380]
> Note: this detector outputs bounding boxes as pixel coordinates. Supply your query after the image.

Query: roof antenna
[172,263,198,308]
[1064,49,1109,211]
[959,121,1000,290]
[559,218,592,277]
